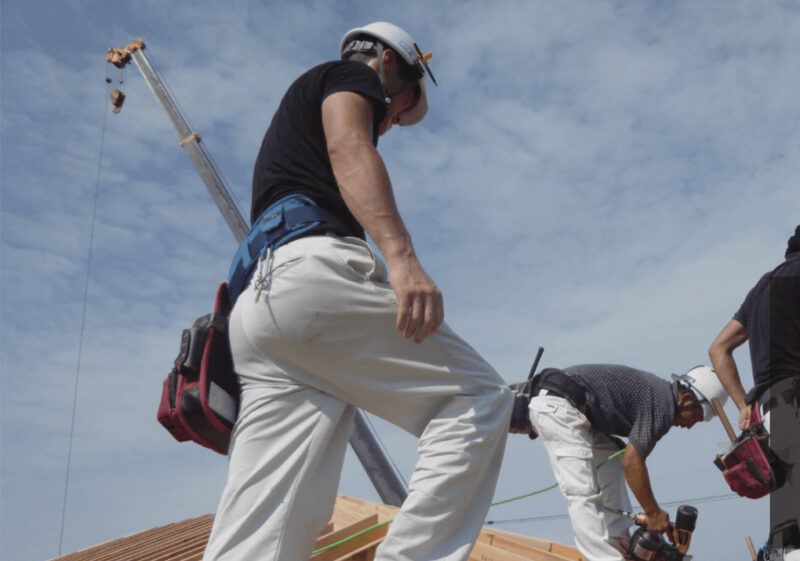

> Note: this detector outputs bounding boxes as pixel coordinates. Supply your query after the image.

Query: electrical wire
[485,492,739,526]
[58,66,110,556]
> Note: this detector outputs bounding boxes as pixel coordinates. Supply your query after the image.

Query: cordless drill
[672,505,698,556]
[618,505,698,561]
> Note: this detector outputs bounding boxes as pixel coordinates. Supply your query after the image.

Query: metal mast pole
[109,40,408,506]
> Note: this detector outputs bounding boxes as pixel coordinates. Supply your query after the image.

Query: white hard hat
[340,21,436,126]
[671,365,729,422]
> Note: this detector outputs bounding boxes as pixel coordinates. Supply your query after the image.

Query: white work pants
[530,392,633,561]
[203,236,513,561]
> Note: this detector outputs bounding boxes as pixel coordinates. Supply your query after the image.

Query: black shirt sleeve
[628,387,674,458]
[321,61,388,129]
[733,283,757,330]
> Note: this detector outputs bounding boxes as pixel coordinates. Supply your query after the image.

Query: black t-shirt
[563,364,677,458]
[734,253,800,402]
[250,60,388,234]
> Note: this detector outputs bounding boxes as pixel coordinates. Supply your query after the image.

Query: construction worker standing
[202,22,513,561]
[509,364,727,561]
[709,225,800,560]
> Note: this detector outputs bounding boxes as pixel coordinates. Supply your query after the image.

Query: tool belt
[714,399,786,499]
[533,368,589,413]
[509,367,589,439]
[227,194,350,302]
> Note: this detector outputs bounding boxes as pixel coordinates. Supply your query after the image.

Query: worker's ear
[677,391,697,408]
[382,48,398,70]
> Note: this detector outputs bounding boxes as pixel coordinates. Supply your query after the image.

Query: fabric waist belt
[228,194,349,303]
[532,368,588,413]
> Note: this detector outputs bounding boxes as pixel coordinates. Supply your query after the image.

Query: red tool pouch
[157,283,240,455]
[716,401,779,499]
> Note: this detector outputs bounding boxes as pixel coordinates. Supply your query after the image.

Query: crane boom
[107,39,408,507]
[108,40,248,240]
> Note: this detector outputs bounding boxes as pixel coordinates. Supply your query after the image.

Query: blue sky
[2,1,798,560]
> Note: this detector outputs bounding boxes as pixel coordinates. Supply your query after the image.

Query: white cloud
[2,1,798,560]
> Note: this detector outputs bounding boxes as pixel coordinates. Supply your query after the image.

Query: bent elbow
[621,450,634,471]
[709,339,735,363]
[327,136,377,174]
[708,342,720,362]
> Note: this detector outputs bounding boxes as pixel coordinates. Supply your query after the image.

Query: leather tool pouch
[157,282,240,455]
[716,400,785,499]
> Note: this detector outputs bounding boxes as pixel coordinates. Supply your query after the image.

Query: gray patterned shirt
[563,364,679,458]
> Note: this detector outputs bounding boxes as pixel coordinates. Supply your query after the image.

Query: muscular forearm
[331,141,443,342]
[328,139,414,263]
[622,443,670,532]
[321,91,415,263]
[708,347,747,409]
[622,443,658,513]
[322,91,443,342]
[708,319,750,411]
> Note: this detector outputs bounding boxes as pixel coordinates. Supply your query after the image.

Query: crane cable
[58,64,111,557]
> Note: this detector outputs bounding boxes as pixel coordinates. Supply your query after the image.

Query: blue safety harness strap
[228,194,349,303]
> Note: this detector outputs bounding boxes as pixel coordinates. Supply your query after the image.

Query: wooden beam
[472,536,578,561]
[478,527,585,561]
[314,514,379,550]
[310,520,389,561]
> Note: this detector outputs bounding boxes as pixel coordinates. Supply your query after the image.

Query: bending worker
[709,225,800,560]
[203,22,513,561]
[509,363,727,561]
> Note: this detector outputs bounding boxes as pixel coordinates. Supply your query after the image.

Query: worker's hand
[738,405,752,431]
[388,255,443,343]
[642,508,671,534]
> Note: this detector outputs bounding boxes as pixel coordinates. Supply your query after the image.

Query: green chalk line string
[489,449,624,507]
[311,449,624,555]
[312,519,393,555]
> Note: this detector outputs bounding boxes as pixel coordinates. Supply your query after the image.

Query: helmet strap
[376,43,417,105]
[375,43,392,103]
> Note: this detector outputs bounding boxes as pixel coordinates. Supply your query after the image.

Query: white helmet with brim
[340,21,436,126]
[671,365,729,421]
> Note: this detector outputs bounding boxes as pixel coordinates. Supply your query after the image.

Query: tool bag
[156,196,349,455]
[715,400,783,499]
[157,282,240,455]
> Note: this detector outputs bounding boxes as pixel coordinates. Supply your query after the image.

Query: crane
[106,39,408,507]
